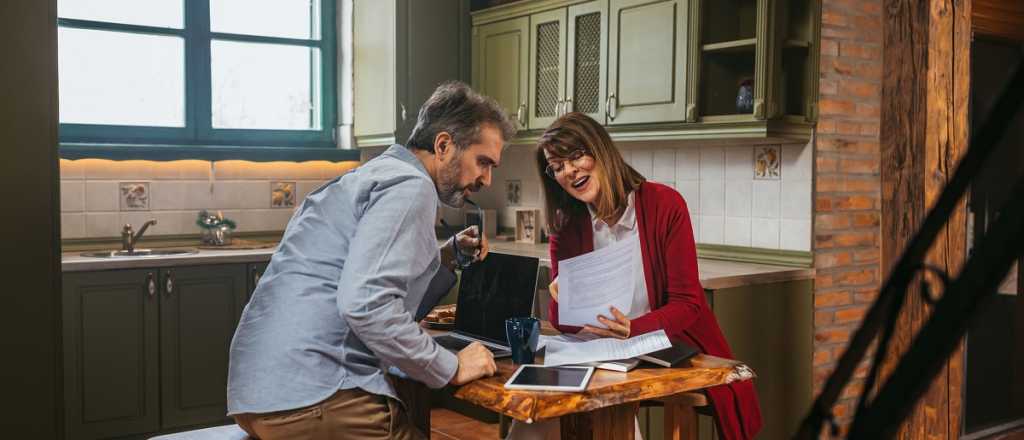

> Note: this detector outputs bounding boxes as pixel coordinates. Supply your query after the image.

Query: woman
[528,112,762,440]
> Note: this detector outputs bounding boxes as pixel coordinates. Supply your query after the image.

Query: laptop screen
[454,252,539,345]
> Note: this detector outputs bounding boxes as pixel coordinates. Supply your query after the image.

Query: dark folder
[637,339,700,367]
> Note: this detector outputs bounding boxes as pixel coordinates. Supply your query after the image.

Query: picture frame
[515,208,541,244]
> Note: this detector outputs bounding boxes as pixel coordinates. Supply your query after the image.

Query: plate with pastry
[423,304,456,330]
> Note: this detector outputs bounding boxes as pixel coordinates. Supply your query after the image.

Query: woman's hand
[580,306,630,339]
[548,278,559,302]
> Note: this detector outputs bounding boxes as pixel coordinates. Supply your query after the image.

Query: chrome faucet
[122,220,157,254]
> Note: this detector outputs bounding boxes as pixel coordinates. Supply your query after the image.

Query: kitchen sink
[80,248,198,258]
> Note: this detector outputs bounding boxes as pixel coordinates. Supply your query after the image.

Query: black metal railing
[794,60,1024,439]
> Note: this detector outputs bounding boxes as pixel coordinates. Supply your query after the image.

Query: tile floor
[430,408,500,439]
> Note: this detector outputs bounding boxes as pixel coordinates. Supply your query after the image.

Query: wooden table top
[452,349,753,422]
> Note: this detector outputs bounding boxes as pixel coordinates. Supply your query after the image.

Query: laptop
[433,252,540,359]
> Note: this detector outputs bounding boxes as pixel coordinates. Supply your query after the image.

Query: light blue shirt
[227,145,459,415]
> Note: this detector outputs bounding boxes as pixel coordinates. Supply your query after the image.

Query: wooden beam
[881,0,969,437]
[973,0,1024,42]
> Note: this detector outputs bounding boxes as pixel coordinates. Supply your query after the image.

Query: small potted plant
[196,210,236,246]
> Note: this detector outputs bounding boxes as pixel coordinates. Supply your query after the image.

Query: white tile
[118,182,151,211]
[297,181,326,204]
[269,208,296,231]
[725,146,753,180]
[61,213,85,239]
[675,148,700,180]
[724,180,752,217]
[783,143,813,180]
[724,217,751,246]
[699,146,725,181]
[183,181,214,210]
[751,217,781,249]
[674,180,700,214]
[781,180,812,220]
[699,179,724,216]
[214,181,269,210]
[151,211,185,235]
[85,212,120,238]
[699,215,724,244]
[630,149,654,179]
[61,181,85,213]
[652,149,675,182]
[149,181,187,210]
[60,159,85,180]
[85,181,118,212]
[180,210,202,235]
[752,180,781,219]
[780,218,811,251]
[178,160,213,180]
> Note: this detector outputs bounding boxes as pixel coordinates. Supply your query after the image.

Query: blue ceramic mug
[505,317,540,364]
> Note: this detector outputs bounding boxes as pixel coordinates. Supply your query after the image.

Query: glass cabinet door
[565,1,607,124]
[528,9,567,130]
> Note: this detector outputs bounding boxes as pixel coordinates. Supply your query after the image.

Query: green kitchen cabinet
[688,0,820,123]
[63,264,249,439]
[248,261,270,301]
[353,0,471,148]
[607,0,690,125]
[527,8,568,129]
[565,1,609,123]
[159,265,248,430]
[473,16,531,130]
[62,269,160,440]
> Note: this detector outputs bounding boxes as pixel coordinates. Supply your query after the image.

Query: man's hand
[449,342,497,385]
[454,225,489,261]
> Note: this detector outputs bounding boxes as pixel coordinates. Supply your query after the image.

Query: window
[57,0,338,154]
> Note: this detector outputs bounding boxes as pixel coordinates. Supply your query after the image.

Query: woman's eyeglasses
[544,149,593,180]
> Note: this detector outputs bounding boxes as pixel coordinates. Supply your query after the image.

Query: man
[227,82,517,439]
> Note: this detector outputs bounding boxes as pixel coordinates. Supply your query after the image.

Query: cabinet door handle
[165,271,174,297]
[253,268,262,288]
[400,103,407,123]
[556,100,565,117]
[516,103,527,127]
[606,94,617,121]
[146,272,156,299]
[564,98,573,114]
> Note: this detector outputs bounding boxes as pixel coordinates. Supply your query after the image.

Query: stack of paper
[557,237,638,327]
[536,330,673,367]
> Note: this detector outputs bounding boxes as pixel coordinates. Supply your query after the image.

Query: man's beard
[438,155,468,208]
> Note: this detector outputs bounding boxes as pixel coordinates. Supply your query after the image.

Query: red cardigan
[547,181,762,440]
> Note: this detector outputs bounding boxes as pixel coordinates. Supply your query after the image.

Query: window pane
[58,28,185,127]
[211,41,321,130]
[211,0,320,40]
[58,0,183,28]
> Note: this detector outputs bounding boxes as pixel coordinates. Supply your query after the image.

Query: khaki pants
[234,388,425,440]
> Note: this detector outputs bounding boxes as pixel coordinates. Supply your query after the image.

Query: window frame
[57,0,339,154]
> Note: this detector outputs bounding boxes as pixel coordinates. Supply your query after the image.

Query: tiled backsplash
[59,159,359,240]
[467,141,813,252]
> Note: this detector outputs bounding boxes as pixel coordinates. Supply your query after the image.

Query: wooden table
[401,323,756,440]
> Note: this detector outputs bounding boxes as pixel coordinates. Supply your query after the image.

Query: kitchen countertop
[62,240,813,289]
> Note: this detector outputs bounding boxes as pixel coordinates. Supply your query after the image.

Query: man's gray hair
[406,81,517,152]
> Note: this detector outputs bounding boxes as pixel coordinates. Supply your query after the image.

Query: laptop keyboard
[434,335,509,356]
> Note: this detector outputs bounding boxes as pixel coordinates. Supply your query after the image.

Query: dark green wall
[0,0,62,438]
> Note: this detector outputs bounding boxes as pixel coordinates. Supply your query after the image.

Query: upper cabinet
[473,17,531,130]
[469,0,819,143]
[607,0,688,125]
[353,0,470,148]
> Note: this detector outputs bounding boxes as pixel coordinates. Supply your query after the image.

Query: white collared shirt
[587,192,651,319]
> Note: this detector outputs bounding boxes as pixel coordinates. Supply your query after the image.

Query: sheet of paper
[558,237,638,327]
[542,330,673,367]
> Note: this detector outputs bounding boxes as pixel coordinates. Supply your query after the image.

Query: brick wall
[812,0,883,433]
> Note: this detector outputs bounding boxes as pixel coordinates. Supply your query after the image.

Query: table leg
[561,402,638,440]
[663,396,699,440]
[392,377,431,435]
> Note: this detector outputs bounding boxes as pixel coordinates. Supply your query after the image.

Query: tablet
[503,365,595,392]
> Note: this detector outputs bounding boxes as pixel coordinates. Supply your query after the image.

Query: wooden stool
[656,392,709,440]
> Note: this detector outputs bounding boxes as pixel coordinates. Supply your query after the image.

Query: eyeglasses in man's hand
[440,199,489,270]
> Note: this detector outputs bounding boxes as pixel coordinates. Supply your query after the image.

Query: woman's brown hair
[535,112,645,233]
